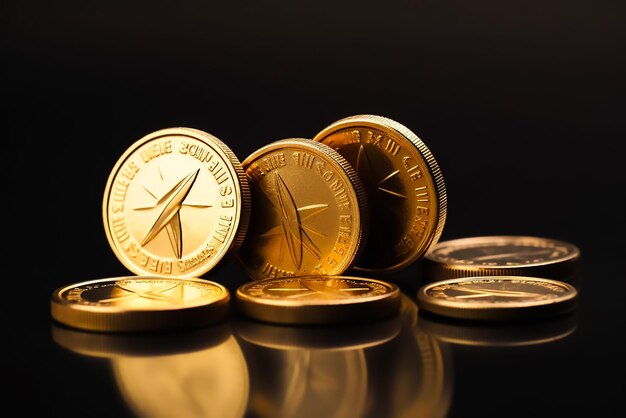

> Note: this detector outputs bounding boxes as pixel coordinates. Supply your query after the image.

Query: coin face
[423,235,581,281]
[50,276,230,332]
[237,138,368,280]
[416,276,578,321]
[313,114,447,275]
[235,276,400,324]
[103,127,250,278]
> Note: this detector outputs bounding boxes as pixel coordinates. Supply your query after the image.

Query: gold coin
[50,276,230,332]
[313,114,447,275]
[235,275,400,324]
[422,235,581,281]
[237,138,368,280]
[102,127,250,278]
[416,276,578,321]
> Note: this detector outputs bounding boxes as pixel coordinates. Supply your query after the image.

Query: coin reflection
[417,311,578,347]
[233,293,452,418]
[52,323,249,418]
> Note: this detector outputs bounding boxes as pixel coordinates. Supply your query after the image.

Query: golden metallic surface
[422,235,581,282]
[51,276,230,332]
[235,275,400,324]
[313,114,447,275]
[416,276,578,321]
[418,311,578,347]
[236,293,452,418]
[53,323,249,418]
[237,138,368,280]
[103,127,250,278]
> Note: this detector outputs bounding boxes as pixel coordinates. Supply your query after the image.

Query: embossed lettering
[141,140,172,163]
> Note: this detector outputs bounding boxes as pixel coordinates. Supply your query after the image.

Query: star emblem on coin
[260,172,328,269]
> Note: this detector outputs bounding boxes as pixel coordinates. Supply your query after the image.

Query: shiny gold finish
[103,127,250,278]
[53,323,249,418]
[313,114,446,275]
[423,235,581,282]
[235,275,400,324]
[51,276,230,332]
[237,138,368,280]
[236,292,452,418]
[416,276,578,321]
[418,311,577,347]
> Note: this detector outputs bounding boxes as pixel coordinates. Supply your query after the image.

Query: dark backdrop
[3,1,625,417]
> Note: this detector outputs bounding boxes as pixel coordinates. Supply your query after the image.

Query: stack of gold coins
[50,117,583,330]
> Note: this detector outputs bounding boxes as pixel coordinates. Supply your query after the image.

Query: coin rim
[237,138,369,280]
[416,276,578,321]
[235,276,401,324]
[50,276,231,332]
[313,114,447,274]
[102,127,251,278]
[422,235,581,280]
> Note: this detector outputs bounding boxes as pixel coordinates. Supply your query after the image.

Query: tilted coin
[422,235,581,282]
[103,127,250,278]
[235,275,400,324]
[313,114,447,275]
[50,276,230,332]
[237,138,368,280]
[416,276,578,321]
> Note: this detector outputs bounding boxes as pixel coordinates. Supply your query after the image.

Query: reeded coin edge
[102,127,251,278]
[424,235,582,267]
[235,277,400,307]
[313,114,447,274]
[50,277,231,332]
[416,276,578,321]
[238,138,370,277]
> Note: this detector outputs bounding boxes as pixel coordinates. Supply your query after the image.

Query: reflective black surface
[4,1,624,417]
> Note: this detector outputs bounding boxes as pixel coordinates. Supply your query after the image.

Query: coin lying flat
[422,235,581,281]
[313,114,447,275]
[235,276,400,324]
[237,138,368,280]
[50,276,230,332]
[416,276,578,321]
[103,127,250,278]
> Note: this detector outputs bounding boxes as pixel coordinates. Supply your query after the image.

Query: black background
[3,1,625,417]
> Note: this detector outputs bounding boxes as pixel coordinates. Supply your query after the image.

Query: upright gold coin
[235,275,400,324]
[422,235,581,281]
[50,276,230,332]
[237,138,368,280]
[416,276,578,321]
[313,114,447,275]
[103,127,250,278]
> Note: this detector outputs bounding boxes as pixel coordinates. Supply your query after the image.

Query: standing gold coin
[237,138,368,280]
[103,127,250,278]
[416,276,578,321]
[422,235,581,281]
[50,276,231,332]
[313,114,447,275]
[235,276,400,324]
